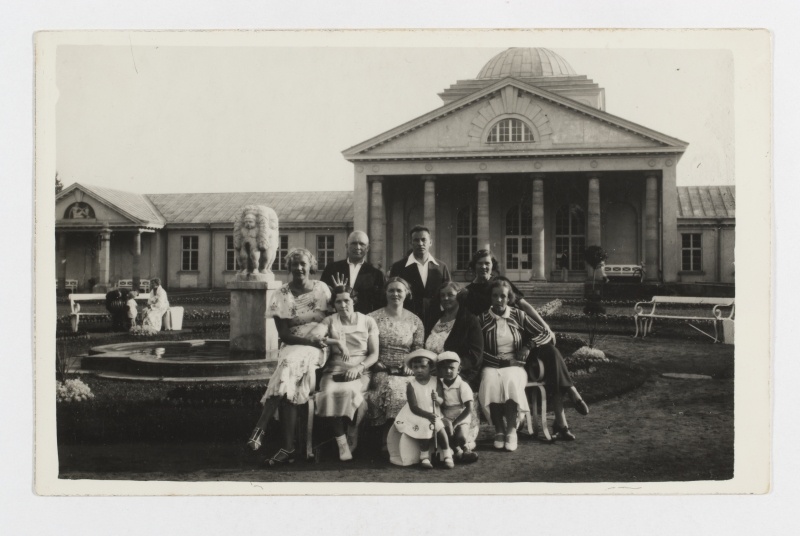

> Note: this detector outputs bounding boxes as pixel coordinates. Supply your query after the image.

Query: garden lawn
[57,334,734,483]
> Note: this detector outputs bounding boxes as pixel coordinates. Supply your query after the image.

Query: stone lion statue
[232,205,279,276]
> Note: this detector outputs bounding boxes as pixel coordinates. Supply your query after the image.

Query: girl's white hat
[404,348,438,368]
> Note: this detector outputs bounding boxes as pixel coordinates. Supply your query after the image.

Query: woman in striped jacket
[477,279,589,451]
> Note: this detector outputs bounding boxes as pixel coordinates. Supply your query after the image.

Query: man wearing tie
[320,230,385,314]
[388,225,451,327]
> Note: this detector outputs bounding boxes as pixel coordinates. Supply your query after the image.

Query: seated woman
[247,248,331,466]
[364,277,425,448]
[141,278,170,333]
[424,281,483,456]
[478,279,588,450]
[312,284,379,461]
[465,250,589,436]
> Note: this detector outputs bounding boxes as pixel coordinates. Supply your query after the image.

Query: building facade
[343,48,733,284]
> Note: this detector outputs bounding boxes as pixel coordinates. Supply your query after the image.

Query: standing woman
[141,278,170,333]
[313,285,379,460]
[247,248,331,466]
[364,277,425,445]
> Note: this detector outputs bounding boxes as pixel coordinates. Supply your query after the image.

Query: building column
[132,231,142,291]
[644,173,659,281]
[587,175,602,279]
[57,232,67,292]
[368,177,386,271]
[422,175,436,241]
[476,175,490,251]
[94,225,112,292]
[530,175,546,281]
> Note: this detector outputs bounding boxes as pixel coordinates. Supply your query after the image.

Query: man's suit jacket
[388,256,451,327]
[320,259,386,314]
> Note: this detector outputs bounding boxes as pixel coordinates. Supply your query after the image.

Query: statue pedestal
[227,277,281,358]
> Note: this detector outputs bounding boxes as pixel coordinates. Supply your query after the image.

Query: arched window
[505,204,533,274]
[555,204,586,270]
[456,206,477,270]
[487,118,534,143]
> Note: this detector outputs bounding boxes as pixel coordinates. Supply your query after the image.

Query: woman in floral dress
[365,277,425,446]
[246,248,331,466]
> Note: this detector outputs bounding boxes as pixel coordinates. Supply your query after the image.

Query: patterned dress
[364,308,424,426]
[261,280,331,405]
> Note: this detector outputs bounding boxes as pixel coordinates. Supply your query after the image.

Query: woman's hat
[437,351,460,365]
[404,349,438,368]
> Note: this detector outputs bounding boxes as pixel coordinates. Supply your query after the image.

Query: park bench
[633,296,735,343]
[117,279,151,292]
[68,293,149,333]
[604,264,645,282]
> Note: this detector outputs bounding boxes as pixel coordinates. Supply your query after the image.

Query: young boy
[125,290,139,331]
[436,351,479,463]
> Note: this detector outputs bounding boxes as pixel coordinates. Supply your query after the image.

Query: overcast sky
[55,45,734,194]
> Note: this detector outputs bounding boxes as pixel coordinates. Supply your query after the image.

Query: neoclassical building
[343,48,734,285]
[54,48,735,293]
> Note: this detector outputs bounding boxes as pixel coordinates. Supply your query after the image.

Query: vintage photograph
[34,30,769,494]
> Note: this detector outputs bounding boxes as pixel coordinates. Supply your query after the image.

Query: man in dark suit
[320,230,385,314]
[388,225,451,326]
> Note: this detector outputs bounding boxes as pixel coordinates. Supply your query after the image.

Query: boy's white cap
[404,349,438,368]
[437,351,460,365]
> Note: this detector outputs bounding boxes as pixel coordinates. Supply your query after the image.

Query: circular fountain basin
[80,339,279,381]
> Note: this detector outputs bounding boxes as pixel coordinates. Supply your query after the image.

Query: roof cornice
[343,77,688,158]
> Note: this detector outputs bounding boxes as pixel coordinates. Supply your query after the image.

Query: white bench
[68,293,149,333]
[633,296,735,343]
[604,264,645,282]
[117,279,150,292]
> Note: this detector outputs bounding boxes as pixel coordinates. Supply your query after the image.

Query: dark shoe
[574,398,589,416]
[552,424,576,441]
[266,448,296,466]
[247,427,265,451]
[461,450,479,463]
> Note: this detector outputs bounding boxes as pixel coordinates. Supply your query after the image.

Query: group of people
[105,278,170,333]
[247,226,590,470]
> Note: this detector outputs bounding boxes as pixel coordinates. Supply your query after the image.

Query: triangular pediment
[343,78,687,160]
[56,183,165,229]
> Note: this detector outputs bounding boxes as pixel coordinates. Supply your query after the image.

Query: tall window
[181,236,199,271]
[456,206,477,270]
[271,235,289,271]
[505,205,533,271]
[682,233,702,271]
[225,236,237,271]
[555,204,586,270]
[487,118,534,143]
[317,235,335,270]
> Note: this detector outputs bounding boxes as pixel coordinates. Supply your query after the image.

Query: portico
[345,48,686,283]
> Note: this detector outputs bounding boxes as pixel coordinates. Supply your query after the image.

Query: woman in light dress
[313,284,379,461]
[247,248,331,466]
[364,277,425,448]
[141,278,169,332]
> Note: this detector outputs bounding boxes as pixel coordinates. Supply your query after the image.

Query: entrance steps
[514,282,584,300]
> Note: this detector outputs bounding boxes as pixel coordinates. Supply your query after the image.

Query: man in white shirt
[388,225,451,326]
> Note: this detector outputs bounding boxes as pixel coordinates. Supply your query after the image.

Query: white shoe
[336,435,353,461]
[504,431,518,452]
[493,433,505,449]
[442,449,455,469]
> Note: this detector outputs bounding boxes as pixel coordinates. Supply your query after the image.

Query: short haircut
[347,231,369,245]
[438,281,461,295]
[385,276,412,300]
[150,278,161,286]
[409,225,431,240]
[329,284,358,309]
[284,248,318,274]
[488,278,517,305]
[468,249,500,273]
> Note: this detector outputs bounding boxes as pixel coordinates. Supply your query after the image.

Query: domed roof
[477,48,577,79]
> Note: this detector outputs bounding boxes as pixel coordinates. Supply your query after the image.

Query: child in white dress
[392,349,454,469]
